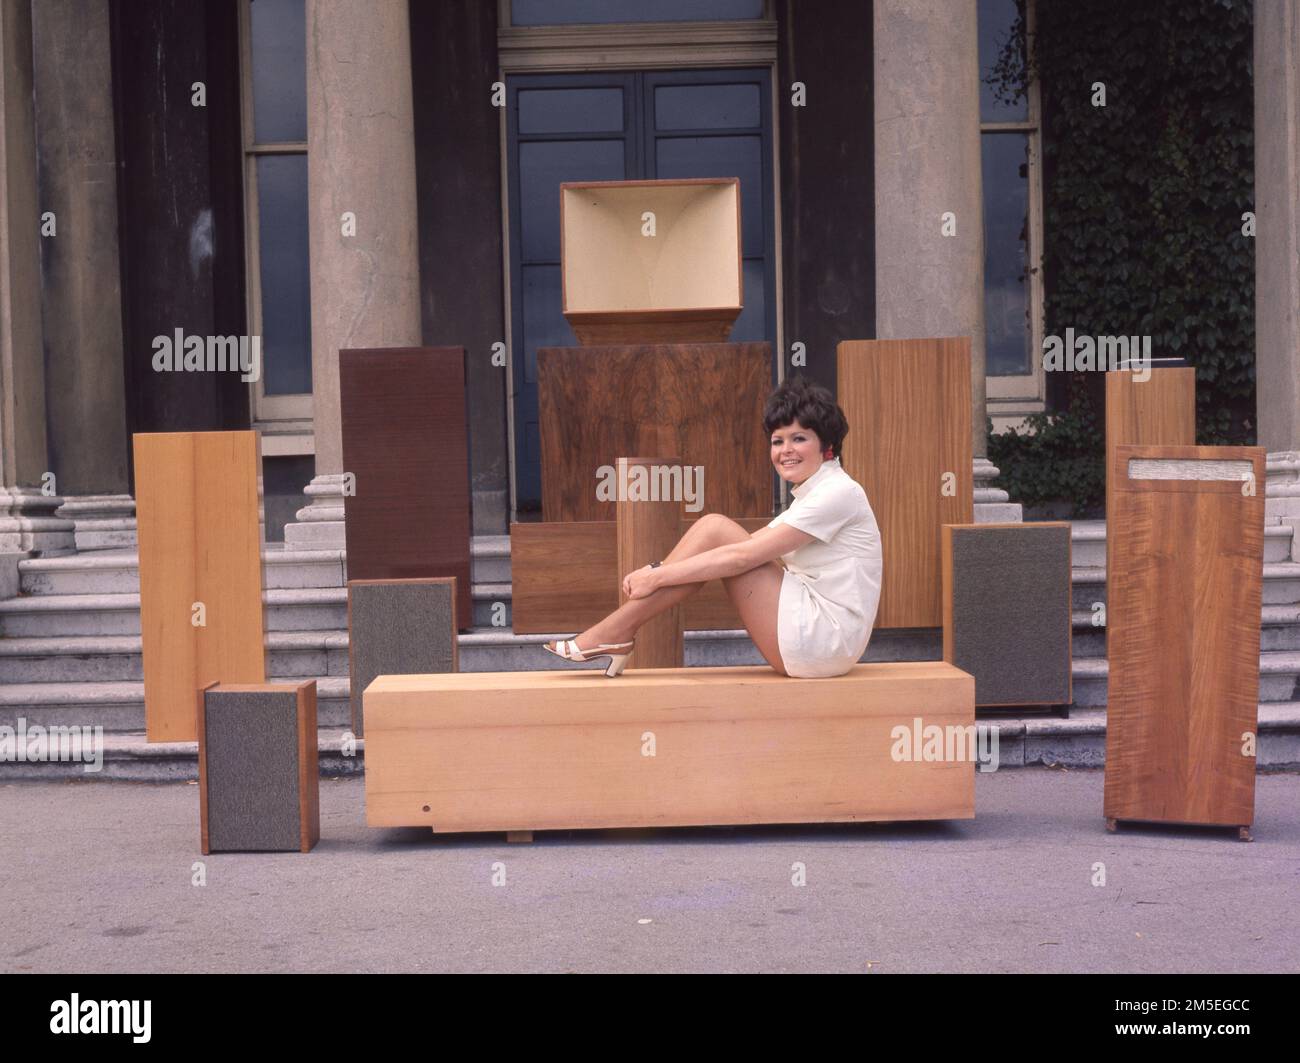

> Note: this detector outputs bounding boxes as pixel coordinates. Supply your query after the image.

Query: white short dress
[766,457,883,678]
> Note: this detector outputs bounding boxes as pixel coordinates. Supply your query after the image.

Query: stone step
[1068,521,1293,567]
[15,538,513,596]
[7,703,1300,782]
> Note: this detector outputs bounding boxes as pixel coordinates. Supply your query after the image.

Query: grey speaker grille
[349,580,457,737]
[204,688,301,852]
[949,526,1071,706]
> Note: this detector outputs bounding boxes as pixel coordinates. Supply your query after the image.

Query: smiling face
[770,419,825,486]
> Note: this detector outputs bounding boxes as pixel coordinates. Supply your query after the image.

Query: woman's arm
[647,523,815,591]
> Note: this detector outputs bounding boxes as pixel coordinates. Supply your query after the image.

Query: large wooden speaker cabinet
[134,430,266,743]
[837,338,974,628]
[339,347,472,629]
[1104,444,1265,835]
[561,178,742,344]
[538,342,771,522]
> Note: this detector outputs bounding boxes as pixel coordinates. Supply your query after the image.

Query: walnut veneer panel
[363,662,975,831]
[538,342,772,522]
[510,517,771,633]
[1104,368,1196,589]
[339,347,472,629]
[837,338,973,628]
[135,431,266,743]
[1103,444,1264,829]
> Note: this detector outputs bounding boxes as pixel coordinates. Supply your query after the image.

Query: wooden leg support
[1237,825,1253,842]
[506,831,534,844]
[1105,817,1118,833]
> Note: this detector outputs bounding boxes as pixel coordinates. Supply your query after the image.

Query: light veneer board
[198,681,319,854]
[561,178,742,344]
[1103,444,1264,830]
[942,522,1072,708]
[134,431,266,743]
[363,662,975,832]
[837,338,974,628]
[510,517,772,634]
[347,577,459,739]
[338,347,472,628]
[538,342,772,522]
[1104,367,1196,606]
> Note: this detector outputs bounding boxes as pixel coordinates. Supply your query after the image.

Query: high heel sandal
[543,636,636,677]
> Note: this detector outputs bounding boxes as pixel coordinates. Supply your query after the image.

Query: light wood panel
[616,457,684,668]
[1104,367,1196,602]
[363,662,976,831]
[561,178,742,343]
[837,338,973,627]
[510,517,772,633]
[1103,444,1264,829]
[135,431,265,743]
[538,342,772,522]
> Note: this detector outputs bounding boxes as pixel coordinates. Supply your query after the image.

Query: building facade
[1,0,1298,560]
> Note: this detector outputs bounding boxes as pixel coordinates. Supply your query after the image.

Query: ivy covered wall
[988,0,1256,517]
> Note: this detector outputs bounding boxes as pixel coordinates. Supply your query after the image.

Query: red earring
[823,448,834,459]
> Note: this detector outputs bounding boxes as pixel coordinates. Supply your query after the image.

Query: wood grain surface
[1103,444,1264,828]
[538,342,772,522]
[837,338,973,627]
[510,517,772,633]
[135,431,266,743]
[339,347,472,628]
[616,457,684,667]
[363,662,976,831]
[1104,367,1196,630]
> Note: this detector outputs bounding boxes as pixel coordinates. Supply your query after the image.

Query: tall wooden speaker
[134,431,266,743]
[837,338,973,628]
[1104,444,1265,836]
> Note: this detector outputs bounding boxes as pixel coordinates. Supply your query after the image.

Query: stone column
[32,0,134,551]
[285,0,422,549]
[0,0,74,557]
[1256,0,1300,561]
[874,0,1018,520]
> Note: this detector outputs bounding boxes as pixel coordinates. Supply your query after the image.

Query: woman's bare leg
[578,514,749,646]
[721,562,787,675]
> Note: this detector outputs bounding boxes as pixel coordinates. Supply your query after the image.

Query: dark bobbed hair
[762,375,850,459]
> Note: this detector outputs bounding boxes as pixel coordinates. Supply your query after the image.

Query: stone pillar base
[974,457,1023,523]
[1266,451,1300,561]
[0,487,76,554]
[55,493,136,551]
[282,473,348,550]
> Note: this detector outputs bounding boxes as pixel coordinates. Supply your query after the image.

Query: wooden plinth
[134,431,266,743]
[616,457,684,668]
[538,342,772,522]
[837,338,974,628]
[363,662,976,833]
[510,516,772,634]
[1103,444,1264,830]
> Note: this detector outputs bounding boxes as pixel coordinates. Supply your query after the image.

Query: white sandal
[543,637,636,677]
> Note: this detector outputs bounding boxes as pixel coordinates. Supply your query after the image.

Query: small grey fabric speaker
[944,524,1072,708]
[348,578,458,737]
[200,682,319,853]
